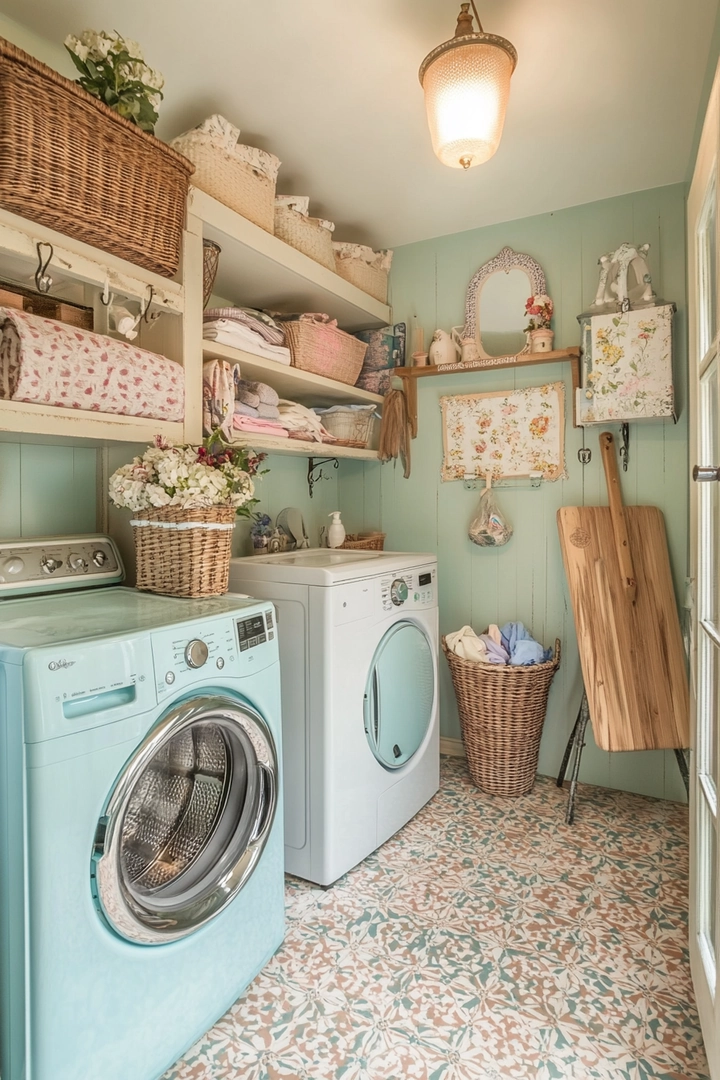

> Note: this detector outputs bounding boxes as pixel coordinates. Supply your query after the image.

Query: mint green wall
[339,182,689,802]
[0,443,98,536]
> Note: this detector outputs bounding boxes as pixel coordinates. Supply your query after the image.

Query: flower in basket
[64,30,165,133]
[108,434,266,514]
[524,294,554,332]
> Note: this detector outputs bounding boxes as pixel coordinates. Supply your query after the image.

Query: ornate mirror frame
[460,247,547,363]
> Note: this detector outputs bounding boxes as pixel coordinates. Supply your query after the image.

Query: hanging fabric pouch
[468,476,513,547]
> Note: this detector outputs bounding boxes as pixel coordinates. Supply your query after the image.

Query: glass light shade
[421,37,515,169]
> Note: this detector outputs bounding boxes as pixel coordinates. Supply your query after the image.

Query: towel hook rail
[34,243,53,294]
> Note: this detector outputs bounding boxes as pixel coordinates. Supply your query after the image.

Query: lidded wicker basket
[0,37,194,277]
[131,506,237,598]
[442,637,560,797]
[274,199,335,270]
[283,320,367,386]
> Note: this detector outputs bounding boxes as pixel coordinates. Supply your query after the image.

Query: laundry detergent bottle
[327,511,346,548]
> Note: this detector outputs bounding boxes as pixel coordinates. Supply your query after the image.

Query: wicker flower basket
[175,131,277,233]
[131,506,237,598]
[274,204,335,270]
[442,637,561,797]
[283,320,367,385]
[340,532,386,551]
[0,37,194,278]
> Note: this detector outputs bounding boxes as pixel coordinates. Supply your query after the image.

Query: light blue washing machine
[0,535,285,1080]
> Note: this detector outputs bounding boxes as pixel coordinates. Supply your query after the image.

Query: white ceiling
[1,0,717,248]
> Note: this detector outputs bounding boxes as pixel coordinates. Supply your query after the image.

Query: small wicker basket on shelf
[131,506,237,598]
[283,320,367,386]
[274,204,335,270]
[340,532,386,551]
[442,637,560,797]
[320,407,376,448]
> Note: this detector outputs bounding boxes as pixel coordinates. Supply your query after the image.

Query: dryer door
[92,695,277,945]
[364,620,435,770]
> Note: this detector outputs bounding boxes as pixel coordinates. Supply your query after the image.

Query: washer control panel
[381,567,436,612]
[0,535,122,593]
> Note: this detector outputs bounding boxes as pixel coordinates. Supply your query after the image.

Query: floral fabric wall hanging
[576,304,674,424]
[440,382,566,482]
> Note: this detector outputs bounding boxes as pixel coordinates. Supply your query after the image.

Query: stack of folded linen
[277,400,336,443]
[233,378,289,438]
[203,307,291,365]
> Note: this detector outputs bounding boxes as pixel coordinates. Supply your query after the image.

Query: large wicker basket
[0,38,193,278]
[275,205,335,270]
[283,320,367,385]
[131,506,237,598]
[175,131,276,233]
[442,637,561,797]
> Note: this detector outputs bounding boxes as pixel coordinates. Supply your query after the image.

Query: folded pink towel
[232,414,289,438]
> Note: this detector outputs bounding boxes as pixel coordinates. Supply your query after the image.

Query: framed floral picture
[440,382,566,482]
[576,304,675,424]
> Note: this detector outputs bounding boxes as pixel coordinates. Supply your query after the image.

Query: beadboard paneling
[339,183,689,802]
[0,442,98,538]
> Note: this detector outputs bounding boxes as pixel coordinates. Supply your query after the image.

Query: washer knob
[390,578,408,606]
[92,549,107,567]
[40,555,63,574]
[68,553,88,572]
[3,556,24,576]
[185,639,209,669]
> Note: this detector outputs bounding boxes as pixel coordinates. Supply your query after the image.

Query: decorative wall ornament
[440,381,566,482]
[577,305,675,424]
[590,242,655,311]
[459,247,548,364]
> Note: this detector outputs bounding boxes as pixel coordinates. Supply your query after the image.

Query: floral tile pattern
[164,758,708,1080]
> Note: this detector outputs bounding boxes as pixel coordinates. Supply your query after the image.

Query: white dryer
[228,550,439,886]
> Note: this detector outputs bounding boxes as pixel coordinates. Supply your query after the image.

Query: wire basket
[202,240,221,308]
[320,407,376,447]
[283,320,367,386]
[0,37,193,278]
[340,532,386,550]
[131,506,237,598]
[442,637,561,797]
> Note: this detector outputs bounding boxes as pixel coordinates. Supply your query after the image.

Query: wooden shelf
[0,400,184,445]
[397,347,581,434]
[190,188,391,332]
[202,340,383,407]
[227,430,379,460]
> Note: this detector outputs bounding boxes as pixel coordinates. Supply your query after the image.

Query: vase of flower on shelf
[524,294,555,353]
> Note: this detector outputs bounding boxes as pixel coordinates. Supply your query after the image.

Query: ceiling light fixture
[419,1,517,170]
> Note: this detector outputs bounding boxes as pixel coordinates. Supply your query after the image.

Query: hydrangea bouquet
[524,294,554,332]
[109,435,266,515]
[64,30,164,133]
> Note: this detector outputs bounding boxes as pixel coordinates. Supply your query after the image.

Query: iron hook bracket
[307,456,339,499]
[34,242,54,294]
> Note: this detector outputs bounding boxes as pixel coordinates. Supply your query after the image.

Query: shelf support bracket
[307,456,339,498]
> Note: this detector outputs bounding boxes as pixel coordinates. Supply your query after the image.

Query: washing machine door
[363,620,435,770]
[92,695,278,945]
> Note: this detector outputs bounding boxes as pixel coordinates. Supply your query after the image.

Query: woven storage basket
[340,532,386,551]
[0,38,193,278]
[333,244,391,304]
[283,321,367,386]
[275,205,335,270]
[131,506,237,598]
[320,407,376,447]
[442,637,561,797]
[175,132,276,232]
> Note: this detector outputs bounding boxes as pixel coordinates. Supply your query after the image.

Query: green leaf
[65,47,90,79]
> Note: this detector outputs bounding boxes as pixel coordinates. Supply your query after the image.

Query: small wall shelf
[202,341,383,408]
[190,188,391,331]
[397,347,581,435]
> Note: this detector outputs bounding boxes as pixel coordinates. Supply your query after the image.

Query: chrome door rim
[92,695,277,945]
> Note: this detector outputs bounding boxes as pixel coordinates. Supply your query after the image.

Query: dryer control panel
[380,567,436,613]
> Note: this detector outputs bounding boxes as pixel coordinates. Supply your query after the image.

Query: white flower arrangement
[64,30,165,133]
[108,436,266,515]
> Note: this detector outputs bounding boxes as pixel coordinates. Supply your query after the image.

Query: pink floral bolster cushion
[0,307,184,422]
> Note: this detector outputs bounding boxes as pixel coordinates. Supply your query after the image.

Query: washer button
[216,657,225,669]
[165,671,175,685]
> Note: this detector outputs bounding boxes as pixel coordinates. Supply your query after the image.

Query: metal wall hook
[100,278,114,307]
[619,422,630,471]
[141,284,155,323]
[307,456,339,498]
[34,243,54,294]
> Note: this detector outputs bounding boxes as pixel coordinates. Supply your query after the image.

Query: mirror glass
[477,268,531,357]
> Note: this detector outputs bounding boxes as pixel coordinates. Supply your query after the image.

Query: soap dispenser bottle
[327,511,346,549]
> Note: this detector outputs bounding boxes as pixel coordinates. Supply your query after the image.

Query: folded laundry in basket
[445,626,489,664]
[0,307,184,422]
[500,622,553,666]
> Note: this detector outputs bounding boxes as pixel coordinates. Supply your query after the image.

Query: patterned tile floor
[165,758,708,1080]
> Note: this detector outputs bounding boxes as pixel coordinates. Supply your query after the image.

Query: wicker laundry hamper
[131,506,237,598]
[340,532,386,551]
[442,637,561,797]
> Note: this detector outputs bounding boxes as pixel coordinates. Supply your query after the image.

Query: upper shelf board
[202,341,383,408]
[189,188,391,332]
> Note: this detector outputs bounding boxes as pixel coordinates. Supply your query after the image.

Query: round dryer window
[92,695,277,945]
[364,620,436,770]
